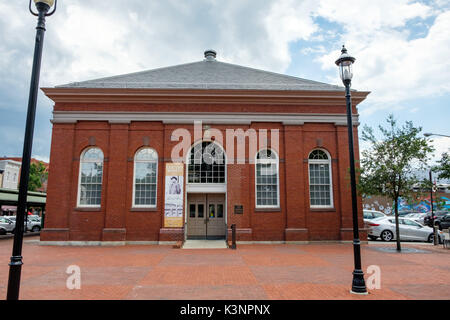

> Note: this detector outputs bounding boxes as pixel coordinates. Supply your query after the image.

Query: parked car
[3,216,41,233]
[27,217,41,232]
[404,212,427,225]
[0,217,15,234]
[436,214,450,231]
[367,217,442,243]
[397,211,415,217]
[424,211,449,227]
[363,210,386,231]
[364,209,386,220]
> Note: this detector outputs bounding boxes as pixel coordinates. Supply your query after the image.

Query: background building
[0,157,49,192]
[0,159,21,190]
[0,158,48,216]
[40,50,369,243]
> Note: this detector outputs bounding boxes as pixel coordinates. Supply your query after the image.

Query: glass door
[206,194,226,239]
[187,196,206,239]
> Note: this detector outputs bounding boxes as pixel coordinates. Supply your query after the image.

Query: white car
[3,215,41,233]
[404,212,427,225]
[27,217,42,232]
[363,210,386,231]
[363,209,386,220]
[367,216,442,242]
[0,217,15,234]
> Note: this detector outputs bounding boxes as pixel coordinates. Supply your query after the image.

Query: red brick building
[40,50,369,244]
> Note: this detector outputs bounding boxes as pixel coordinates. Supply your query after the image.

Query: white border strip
[52,111,360,126]
[37,240,367,246]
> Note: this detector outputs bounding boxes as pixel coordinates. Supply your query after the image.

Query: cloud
[429,136,450,163]
[316,0,432,33]
[263,0,319,68]
[41,0,322,85]
[0,0,448,161]
[315,1,450,115]
[0,0,321,160]
[300,45,326,55]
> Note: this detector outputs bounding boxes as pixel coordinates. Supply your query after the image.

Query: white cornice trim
[42,87,370,106]
[51,111,360,126]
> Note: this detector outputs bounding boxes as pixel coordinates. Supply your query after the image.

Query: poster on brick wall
[164,163,184,227]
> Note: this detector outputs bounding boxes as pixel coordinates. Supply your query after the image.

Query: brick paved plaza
[0,237,448,300]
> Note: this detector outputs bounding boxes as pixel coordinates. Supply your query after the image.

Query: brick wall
[41,102,365,242]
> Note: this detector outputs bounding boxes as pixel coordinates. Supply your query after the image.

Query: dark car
[437,214,450,230]
[424,211,449,228]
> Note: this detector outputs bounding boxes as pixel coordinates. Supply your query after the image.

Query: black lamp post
[335,45,367,294]
[6,0,57,300]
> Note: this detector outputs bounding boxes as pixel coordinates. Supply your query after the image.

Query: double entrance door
[187,194,226,239]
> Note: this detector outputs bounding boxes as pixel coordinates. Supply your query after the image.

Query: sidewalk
[0,237,448,300]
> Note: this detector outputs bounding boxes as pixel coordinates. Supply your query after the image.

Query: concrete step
[182,239,228,249]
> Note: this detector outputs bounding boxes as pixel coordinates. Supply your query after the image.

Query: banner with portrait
[164,163,184,227]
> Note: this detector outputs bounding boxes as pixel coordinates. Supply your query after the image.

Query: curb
[0,232,40,240]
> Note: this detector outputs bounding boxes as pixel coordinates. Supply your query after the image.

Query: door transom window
[187,141,225,183]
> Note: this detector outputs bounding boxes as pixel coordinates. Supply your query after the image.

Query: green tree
[358,114,434,251]
[434,152,450,180]
[28,162,48,192]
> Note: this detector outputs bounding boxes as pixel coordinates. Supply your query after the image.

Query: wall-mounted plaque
[234,205,243,214]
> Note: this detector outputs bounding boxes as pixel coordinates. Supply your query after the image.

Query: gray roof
[57,53,345,91]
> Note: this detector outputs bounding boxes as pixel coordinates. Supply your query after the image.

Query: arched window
[133,148,158,207]
[78,147,104,207]
[255,149,279,207]
[187,141,225,183]
[308,149,333,208]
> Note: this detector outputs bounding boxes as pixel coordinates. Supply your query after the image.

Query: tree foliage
[434,152,450,180]
[28,162,48,192]
[359,114,433,201]
[358,114,434,250]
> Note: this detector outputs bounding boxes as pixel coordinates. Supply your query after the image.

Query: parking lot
[0,236,448,300]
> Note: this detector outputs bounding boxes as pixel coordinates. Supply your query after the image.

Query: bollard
[41,211,45,229]
[433,224,439,245]
[231,224,236,249]
[445,229,450,249]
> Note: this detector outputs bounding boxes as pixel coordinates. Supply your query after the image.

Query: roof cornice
[41,87,370,106]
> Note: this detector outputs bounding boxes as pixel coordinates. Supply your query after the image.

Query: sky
[0,0,449,170]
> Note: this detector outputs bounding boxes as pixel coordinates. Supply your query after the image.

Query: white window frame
[132,147,158,208]
[308,149,334,209]
[77,147,104,208]
[186,140,227,185]
[255,148,280,209]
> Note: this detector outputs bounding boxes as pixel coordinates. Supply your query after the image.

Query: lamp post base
[350,290,369,295]
[351,269,368,294]
[7,256,23,300]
